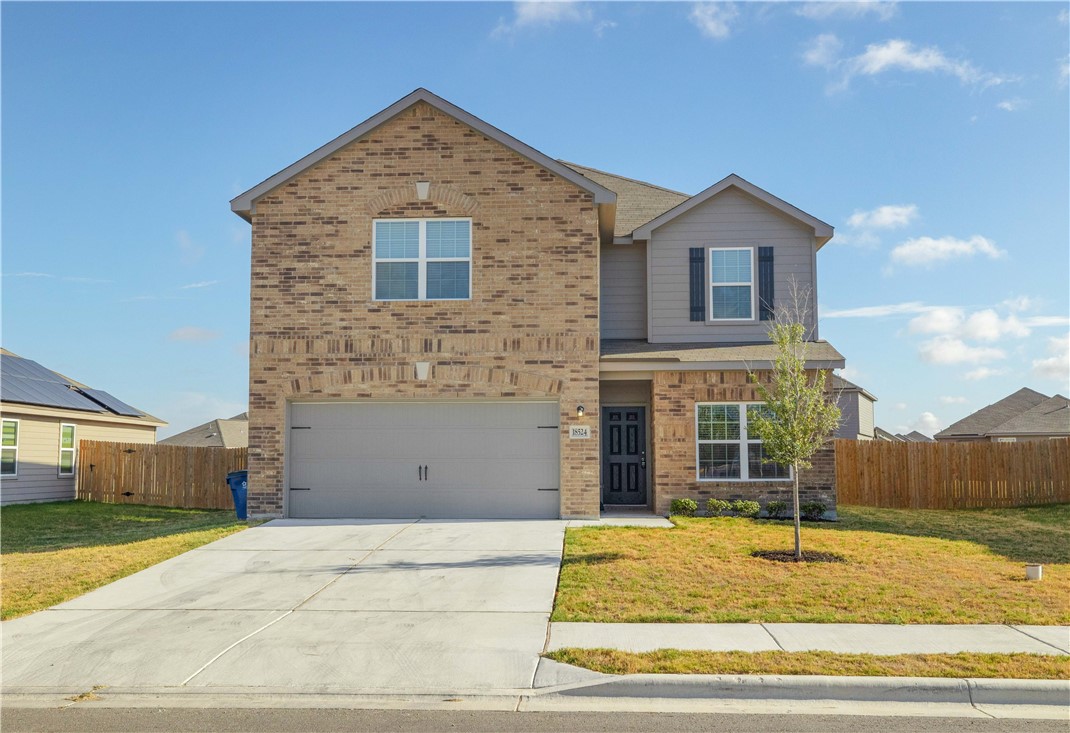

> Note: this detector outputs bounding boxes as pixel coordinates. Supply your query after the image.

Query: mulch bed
[751,549,847,563]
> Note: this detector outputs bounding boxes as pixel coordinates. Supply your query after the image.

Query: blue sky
[3,1,1068,438]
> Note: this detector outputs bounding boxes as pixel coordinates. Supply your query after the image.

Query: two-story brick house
[231,89,843,520]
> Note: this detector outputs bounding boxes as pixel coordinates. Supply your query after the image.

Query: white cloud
[1002,295,1035,313]
[846,204,918,231]
[168,326,221,342]
[593,19,617,37]
[805,36,1015,93]
[1059,8,1069,24]
[964,366,1008,381]
[492,1,592,37]
[836,365,864,382]
[889,235,1005,268]
[1060,56,1070,86]
[181,280,220,290]
[797,1,897,22]
[7,271,54,278]
[961,309,1030,342]
[822,301,934,318]
[939,396,968,405]
[689,2,739,40]
[177,230,205,266]
[996,98,1026,112]
[918,336,1005,365]
[908,306,964,335]
[1024,316,1070,328]
[905,411,942,436]
[1032,334,1070,383]
[893,401,907,410]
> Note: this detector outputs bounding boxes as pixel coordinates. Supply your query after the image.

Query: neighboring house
[230,89,844,520]
[897,431,934,442]
[159,413,248,448]
[874,426,901,441]
[936,388,1069,442]
[832,375,876,440]
[0,350,165,505]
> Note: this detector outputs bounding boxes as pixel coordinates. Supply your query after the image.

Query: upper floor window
[696,403,790,481]
[1,419,18,476]
[709,247,754,320]
[373,218,471,301]
[59,423,76,477]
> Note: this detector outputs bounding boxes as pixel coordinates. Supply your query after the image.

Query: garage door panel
[288,402,561,519]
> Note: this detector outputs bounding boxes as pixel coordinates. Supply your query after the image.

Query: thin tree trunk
[793,461,802,560]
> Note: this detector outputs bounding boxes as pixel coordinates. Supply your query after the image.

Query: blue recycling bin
[226,470,248,520]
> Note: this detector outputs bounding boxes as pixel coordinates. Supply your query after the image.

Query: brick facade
[246,101,601,519]
[650,370,837,516]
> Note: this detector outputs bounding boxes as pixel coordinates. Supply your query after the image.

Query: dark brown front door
[601,406,647,506]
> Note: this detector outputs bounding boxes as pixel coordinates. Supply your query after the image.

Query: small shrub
[732,500,761,519]
[706,498,732,516]
[801,501,828,521]
[669,498,698,517]
[765,500,788,519]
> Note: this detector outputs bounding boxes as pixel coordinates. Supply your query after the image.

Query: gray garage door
[288,401,561,519]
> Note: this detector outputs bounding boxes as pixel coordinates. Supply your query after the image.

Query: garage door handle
[424,465,429,480]
[418,465,423,481]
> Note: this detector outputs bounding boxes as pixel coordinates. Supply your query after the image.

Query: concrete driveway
[1,519,567,694]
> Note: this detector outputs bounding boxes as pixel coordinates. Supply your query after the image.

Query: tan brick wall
[246,101,601,519]
[650,370,837,515]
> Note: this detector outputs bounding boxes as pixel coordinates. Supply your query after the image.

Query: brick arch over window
[286,365,563,398]
[366,183,480,216]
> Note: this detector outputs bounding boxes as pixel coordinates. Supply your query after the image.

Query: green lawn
[1,501,246,620]
[546,649,1070,680]
[553,504,1070,625]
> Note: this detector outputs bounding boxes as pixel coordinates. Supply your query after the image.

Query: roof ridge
[558,160,691,198]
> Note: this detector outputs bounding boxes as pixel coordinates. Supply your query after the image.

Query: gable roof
[832,374,877,402]
[631,173,835,246]
[0,350,165,425]
[874,426,902,441]
[230,88,616,222]
[898,430,934,442]
[987,395,1070,436]
[560,162,690,238]
[935,387,1049,439]
[159,413,248,448]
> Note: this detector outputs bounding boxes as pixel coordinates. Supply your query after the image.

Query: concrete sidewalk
[548,622,1070,655]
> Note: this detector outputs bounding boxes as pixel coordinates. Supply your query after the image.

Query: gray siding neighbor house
[833,375,876,440]
[159,413,248,448]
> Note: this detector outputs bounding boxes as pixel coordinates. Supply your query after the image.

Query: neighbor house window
[709,247,754,320]
[696,403,790,480]
[373,218,471,301]
[59,423,76,477]
[1,419,18,477]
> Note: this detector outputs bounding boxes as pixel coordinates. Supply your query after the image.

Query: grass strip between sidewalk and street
[553,505,1070,625]
[546,648,1070,680]
[1,501,247,620]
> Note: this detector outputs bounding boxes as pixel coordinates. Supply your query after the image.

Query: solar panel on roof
[76,388,143,417]
[1,376,106,413]
[0,354,71,384]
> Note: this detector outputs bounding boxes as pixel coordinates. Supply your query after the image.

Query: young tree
[747,289,841,560]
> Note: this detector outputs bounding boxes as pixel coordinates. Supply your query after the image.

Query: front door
[601,406,647,506]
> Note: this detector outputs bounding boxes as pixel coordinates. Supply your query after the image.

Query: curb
[539,672,1070,707]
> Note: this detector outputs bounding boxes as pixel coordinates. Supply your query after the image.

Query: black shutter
[758,246,774,321]
[689,248,706,321]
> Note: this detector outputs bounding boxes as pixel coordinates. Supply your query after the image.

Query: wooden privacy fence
[835,438,1070,509]
[77,440,248,509]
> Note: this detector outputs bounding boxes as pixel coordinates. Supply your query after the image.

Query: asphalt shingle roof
[935,387,1049,439]
[159,414,248,448]
[560,162,690,238]
[600,339,844,364]
[988,395,1070,436]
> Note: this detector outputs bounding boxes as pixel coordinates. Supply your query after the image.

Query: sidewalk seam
[1006,625,1069,655]
[760,623,787,651]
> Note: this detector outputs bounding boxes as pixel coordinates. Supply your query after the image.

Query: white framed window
[373,218,471,301]
[708,247,755,321]
[696,403,791,481]
[1,418,18,477]
[59,423,76,477]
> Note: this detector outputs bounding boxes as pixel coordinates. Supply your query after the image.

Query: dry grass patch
[553,505,1070,625]
[1,501,246,620]
[546,648,1070,680]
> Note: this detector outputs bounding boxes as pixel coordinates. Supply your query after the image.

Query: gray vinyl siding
[0,410,156,505]
[835,393,860,440]
[647,188,818,343]
[857,396,875,439]
[601,242,647,339]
